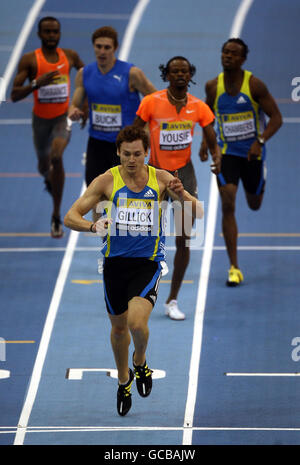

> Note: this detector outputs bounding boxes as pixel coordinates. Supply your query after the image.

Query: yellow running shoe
[226,266,244,287]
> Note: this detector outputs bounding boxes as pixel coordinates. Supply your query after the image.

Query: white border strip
[182,0,254,446]
[5,425,300,435]
[13,0,149,446]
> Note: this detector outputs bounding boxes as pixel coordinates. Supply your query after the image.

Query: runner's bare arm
[247,76,282,160]
[199,79,217,161]
[133,115,147,127]
[68,68,86,120]
[64,172,112,232]
[157,170,204,219]
[11,53,59,102]
[129,67,156,95]
[202,123,222,174]
[250,76,282,142]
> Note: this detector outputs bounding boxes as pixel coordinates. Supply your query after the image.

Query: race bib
[38,75,68,103]
[221,111,255,141]
[159,121,193,151]
[92,103,122,132]
[116,198,154,233]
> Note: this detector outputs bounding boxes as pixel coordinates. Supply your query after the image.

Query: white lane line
[1,0,46,102]
[5,425,300,435]
[13,0,151,446]
[182,0,254,446]
[226,373,300,376]
[13,202,82,445]
[2,245,300,253]
[0,119,31,124]
[0,116,296,125]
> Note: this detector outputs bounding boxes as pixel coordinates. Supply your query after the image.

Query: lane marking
[2,246,300,253]
[220,232,300,237]
[225,372,300,377]
[0,172,81,177]
[0,341,35,344]
[14,186,84,445]
[5,425,300,434]
[182,0,254,446]
[71,279,194,285]
[1,0,46,101]
[0,116,297,125]
[66,368,166,380]
[0,370,10,379]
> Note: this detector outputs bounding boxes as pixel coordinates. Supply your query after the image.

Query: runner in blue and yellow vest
[200,38,282,286]
[64,125,203,416]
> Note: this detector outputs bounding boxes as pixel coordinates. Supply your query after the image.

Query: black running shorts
[103,257,162,315]
[85,136,120,186]
[217,154,266,195]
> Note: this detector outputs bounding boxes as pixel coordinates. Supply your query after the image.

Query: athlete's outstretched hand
[168,170,184,199]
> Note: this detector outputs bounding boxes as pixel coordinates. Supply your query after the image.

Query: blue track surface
[0,0,300,448]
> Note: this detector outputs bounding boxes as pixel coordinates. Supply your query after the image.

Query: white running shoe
[164,300,185,320]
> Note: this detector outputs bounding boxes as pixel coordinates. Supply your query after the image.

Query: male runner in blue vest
[200,38,282,286]
[68,26,156,194]
[64,125,203,416]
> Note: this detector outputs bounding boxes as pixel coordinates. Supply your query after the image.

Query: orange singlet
[136,89,215,170]
[33,48,70,119]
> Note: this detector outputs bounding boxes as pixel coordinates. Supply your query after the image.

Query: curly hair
[159,56,196,85]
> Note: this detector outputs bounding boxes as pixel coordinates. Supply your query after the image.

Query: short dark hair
[159,56,196,84]
[91,26,118,48]
[222,38,249,58]
[38,16,60,33]
[116,126,150,152]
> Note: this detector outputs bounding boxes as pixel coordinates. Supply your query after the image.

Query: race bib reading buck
[92,103,122,132]
[159,121,193,151]
[38,75,69,103]
[221,111,256,141]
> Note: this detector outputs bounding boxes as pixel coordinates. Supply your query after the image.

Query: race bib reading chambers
[221,111,256,141]
[92,103,122,132]
[159,121,193,151]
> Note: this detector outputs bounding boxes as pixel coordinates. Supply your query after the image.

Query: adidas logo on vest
[144,189,155,198]
[237,95,247,104]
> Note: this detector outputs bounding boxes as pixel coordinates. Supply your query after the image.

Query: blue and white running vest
[214,70,266,159]
[83,60,141,142]
[101,166,165,261]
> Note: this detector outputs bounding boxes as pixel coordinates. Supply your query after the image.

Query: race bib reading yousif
[92,103,122,132]
[159,121,193,151]
[38,75,69,103]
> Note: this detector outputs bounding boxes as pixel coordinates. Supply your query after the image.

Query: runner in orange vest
[134,56,221,320]
[11,16,86,238]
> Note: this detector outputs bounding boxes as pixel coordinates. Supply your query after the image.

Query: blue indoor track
[0,0,300,447]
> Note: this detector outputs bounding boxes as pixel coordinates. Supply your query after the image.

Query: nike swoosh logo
[186,110,194,113]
